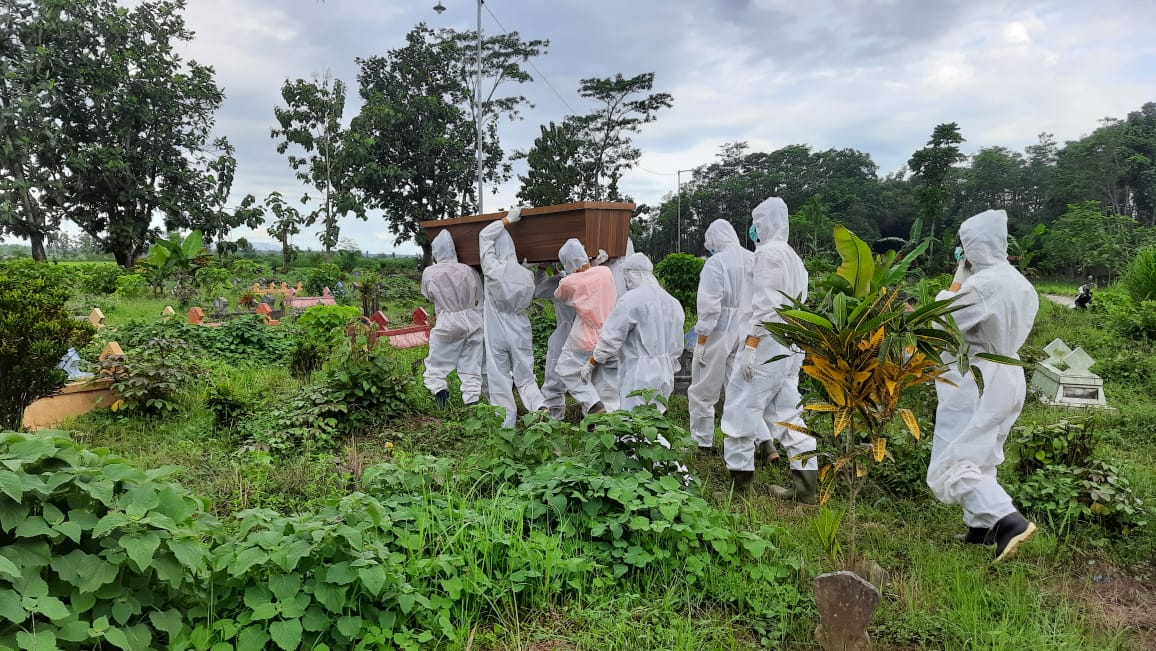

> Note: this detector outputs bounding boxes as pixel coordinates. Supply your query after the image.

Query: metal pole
[676,170,681,253]
[476,0,484,214]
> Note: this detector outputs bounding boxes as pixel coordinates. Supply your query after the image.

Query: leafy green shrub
[210,314,295,361]
[206,381,250,430]
[289,338,328,379]
[109,338,200,415]
[0,258,71,286]
[114,273,148,299]
[297,304,362,346]
[75,263,126,295]
[0,431,212,650]
[1121,245,1156,301]
[304,263,342,295]
[0,274,95,429]
[654,252,704,312]
[1092,286,1156,340]
[1006,419,1150,534]
[194,266,231,298]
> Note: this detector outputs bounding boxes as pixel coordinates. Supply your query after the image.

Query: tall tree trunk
[29,232,46,261]
[420,241,433,269]
[113,249,136,269]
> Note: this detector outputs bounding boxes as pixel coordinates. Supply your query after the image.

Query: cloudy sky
[148,0,1156,253]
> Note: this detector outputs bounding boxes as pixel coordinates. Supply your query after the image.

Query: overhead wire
[482,1,577,114]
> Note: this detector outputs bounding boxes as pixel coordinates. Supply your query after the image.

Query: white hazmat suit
[421,231,484,405]
[927,209,1039,538]
[533,269,575,420]
[479,214,545,428]
[688,220,753,448]
[719,198,816,493]
[590,253,685,413]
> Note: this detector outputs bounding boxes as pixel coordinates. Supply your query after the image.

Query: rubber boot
[993,512,1037,562]
[435,389,449,409]
[768,469,818,505]
[728,470,754,496]
[587,401,607,415]
[755,440,780,467]
[951,527,995,545]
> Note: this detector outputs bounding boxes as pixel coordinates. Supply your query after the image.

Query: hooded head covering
[559,238,590,274]
[622,253,655,290]
[704,219,740,253]
[751,197,789,246]
[957,209,1009,271]
[431,230,458,264]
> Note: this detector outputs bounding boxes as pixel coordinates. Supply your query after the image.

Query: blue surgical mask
[748,225,758,243]
[954,246,965,262]
[706,249,715,257]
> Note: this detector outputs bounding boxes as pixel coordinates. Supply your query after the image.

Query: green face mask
[954,246,965,262]
[749,224,758,243]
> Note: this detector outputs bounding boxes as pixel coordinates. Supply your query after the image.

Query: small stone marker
[162,305,176,321]
[188,306,205,325]
[88,308,105,328]
[370,311,390,328]
[412,307,429,327]
[322,287,332,297]
[813,570,880,651]
[57,348,92,380]
[99,341,125,377]
[1030,337,1110,408]
[213,296,229,314]
[255,302,280,325]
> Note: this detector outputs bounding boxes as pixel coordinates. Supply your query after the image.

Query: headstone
[188,306,205,325]
[370,311,390,329]
[295,281,304,293]
[260,295,276,308]
[88,308,105,328]
[57,348,92,380]
[255,303,273,316]
[1030,337,1110,408]
[412,307,429,327]
[99,341,126,377]
[813,570,880,651]
[212,296,229,314]
[162,305,176,321]
[322,287,332,297]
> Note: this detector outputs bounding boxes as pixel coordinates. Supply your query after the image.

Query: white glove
[504,206,523,224]
[579,359,596,384]
[693,342,707,368]
[521,257,534,271]
[593,249,609,265]
[739,345,758,382]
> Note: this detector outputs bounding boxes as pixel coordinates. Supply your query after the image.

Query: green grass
[37,277,1156,650]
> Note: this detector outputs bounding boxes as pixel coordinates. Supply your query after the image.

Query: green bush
[654,252,704,313]
[304,263,342,296]
[1006,419,1150,534]
[1121,245,1156,301]
[0,274,95,429]
[75,263,126,295]
[1093,286,1156,340]
[297,304,362,346]
[0,431,212,650]
[109,338,201,415]
[0,258,71,287]
[114,273,148,299]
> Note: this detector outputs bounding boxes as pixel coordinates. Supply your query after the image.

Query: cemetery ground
[8,267,1156,650]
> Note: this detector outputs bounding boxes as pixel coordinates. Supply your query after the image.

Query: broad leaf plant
[765,225,1020,562]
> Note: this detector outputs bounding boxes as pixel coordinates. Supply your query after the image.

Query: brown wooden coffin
[420,201,634,266]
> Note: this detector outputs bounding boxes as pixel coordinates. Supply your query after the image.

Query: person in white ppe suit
[688,220,754,453]
[533,265,575,420]
[927,209,1039,562]
[582,253,685,413]
[479,207,545,428]
[421,231,484,408]
[719,197,817,500]
[554,238,618,415]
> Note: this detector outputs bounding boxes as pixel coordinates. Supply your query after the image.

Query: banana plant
[765,225,1019,563]
[137,231,210,303]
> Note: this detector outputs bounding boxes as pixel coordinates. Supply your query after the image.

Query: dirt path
[1043,293,1075,308]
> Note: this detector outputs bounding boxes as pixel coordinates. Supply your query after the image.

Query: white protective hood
[751,197,789,246]
[559,238,590,274]
[622,252,656,290]
[958,209,1009,271]
[704,219,741,253]
[431,230,458,264]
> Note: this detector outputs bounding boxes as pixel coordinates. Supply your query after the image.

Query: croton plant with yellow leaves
[765,225,1019,561]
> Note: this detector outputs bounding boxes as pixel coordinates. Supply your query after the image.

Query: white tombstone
[57,348,93,380]
[1030,338,1110,408]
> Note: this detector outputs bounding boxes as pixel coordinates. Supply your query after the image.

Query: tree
[1042,201,1136,278]
[907,122,966,260]
[272,73,365,261]
[350,24,546,265]
[570,72,673,201]
[960,146,1026,223]
[264,191,304,273]
[0,0,88,260]
[173,137,263,257]
[516,121,584,205]
[0,272,95,429]
[19,0,229,268]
